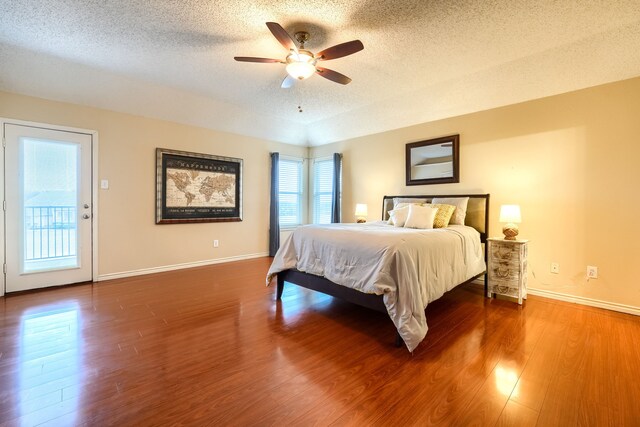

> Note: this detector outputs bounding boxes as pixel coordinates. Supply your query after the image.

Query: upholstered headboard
[381,194,490,242]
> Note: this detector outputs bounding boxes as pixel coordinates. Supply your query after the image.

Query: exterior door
[4,123,93,292]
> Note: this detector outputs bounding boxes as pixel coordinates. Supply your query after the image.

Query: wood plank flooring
[1,257,639,426]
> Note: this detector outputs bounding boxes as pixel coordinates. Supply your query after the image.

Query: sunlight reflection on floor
[19,305,81,426]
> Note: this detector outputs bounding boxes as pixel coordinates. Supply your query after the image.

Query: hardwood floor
[1,257,639,426]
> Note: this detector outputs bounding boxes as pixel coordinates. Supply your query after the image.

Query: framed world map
[156,148,243,224]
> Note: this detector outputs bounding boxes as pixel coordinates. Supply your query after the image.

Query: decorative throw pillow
[404,204,438,229]
[426,203,456,228]
[388,205,411,227]
[432,197,469,225]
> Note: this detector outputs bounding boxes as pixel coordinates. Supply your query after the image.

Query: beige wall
[312,77,640,309]
[0,91,306,277]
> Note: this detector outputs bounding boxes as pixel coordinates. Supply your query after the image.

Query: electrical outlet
[213,240,219,248]
[587,266,598,279]
[551,262,560,274]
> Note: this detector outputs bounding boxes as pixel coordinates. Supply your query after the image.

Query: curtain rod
[269,152,342,160]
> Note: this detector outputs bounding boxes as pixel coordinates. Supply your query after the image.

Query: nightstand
[486,238,528,305]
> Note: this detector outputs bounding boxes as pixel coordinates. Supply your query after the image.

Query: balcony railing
[25,206,77,261]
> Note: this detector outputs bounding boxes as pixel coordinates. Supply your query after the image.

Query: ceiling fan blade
[316,40,364,61]
[266,22,298,53]
[234,57,281,63]
[315,67,352,85]
[281,75,296,89]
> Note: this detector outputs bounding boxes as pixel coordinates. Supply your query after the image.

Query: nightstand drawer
[488,280,521,298]
[491,243,525,262]
[488,262,521,281]
[488,255,524,271]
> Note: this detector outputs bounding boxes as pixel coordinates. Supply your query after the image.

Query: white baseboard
[527,287,640,316]
[97,252,269,282]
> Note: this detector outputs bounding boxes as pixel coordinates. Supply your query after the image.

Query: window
[313,157,336,224]
[278,157,304,227]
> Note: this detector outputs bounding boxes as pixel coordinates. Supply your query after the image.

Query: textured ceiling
[1,1,640,146]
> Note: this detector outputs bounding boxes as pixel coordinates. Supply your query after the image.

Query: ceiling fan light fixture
[285,51,316,80]
[286,61,316,80]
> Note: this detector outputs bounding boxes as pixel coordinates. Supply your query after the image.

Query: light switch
[101,179,109,189]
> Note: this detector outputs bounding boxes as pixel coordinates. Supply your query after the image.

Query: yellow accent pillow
[428,203,456,228]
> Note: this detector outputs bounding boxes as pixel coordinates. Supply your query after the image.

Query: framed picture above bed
[406,134,459,185]
[156,148,242,224]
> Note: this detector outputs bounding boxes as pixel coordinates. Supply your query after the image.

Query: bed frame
[276,193,490,346]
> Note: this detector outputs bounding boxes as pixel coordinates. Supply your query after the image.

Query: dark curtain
[269,152,280,256]
[331,153,342,223]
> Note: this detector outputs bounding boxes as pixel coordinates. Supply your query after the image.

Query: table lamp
[355,203,368,223]
[499,204,521,240]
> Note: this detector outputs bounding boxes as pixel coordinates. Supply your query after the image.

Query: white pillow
[393,197,427,208]
[432,197,469,225]
[388,202,423,224]
[388,205,411,227]
[404,204,438,229]
[394,202,423,209]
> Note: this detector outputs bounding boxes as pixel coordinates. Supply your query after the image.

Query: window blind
[278,157,303,227]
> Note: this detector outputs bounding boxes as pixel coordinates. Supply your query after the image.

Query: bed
[267,194,490,352]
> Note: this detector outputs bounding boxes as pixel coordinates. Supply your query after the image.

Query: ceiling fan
[234,22,364,89]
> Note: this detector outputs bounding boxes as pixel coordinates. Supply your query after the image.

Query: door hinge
[2,136,5,148]
[3,264,6,275]
[2,200,5,211]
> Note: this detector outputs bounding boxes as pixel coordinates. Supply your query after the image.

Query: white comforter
[266,222,486,352]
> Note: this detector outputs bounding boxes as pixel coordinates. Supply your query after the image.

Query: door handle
[82,214,90,219]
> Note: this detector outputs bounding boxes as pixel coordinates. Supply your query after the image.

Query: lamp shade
[286,61,316,80]
[285,52,316,80]
[499,204,521,223]
[355,203,368,217]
